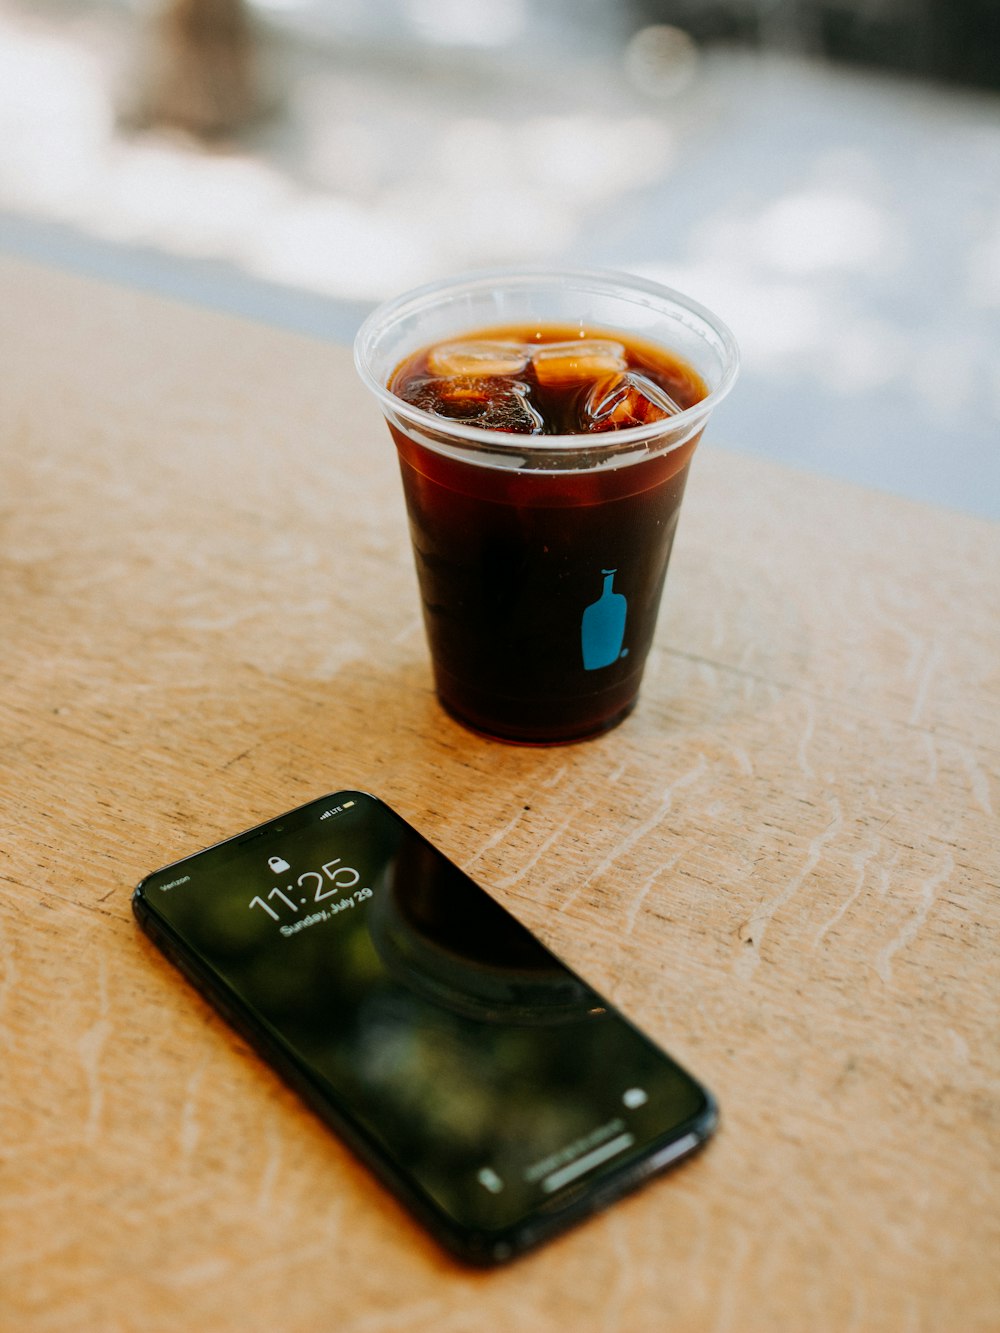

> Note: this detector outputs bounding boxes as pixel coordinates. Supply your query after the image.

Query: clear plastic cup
[354,267,738,744]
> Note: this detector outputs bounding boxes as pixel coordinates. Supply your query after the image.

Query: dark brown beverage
[386,325,709,743]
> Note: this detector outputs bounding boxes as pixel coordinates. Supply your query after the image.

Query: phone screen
[133,791,716,1263]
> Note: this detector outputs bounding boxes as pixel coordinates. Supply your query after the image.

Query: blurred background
[1,0,997,517]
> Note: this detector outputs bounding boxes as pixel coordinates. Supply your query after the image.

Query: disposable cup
[354,268,738,744]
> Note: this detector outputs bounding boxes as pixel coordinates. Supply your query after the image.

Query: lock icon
[268,855,291,874]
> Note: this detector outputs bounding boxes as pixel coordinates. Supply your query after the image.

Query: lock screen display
[134,792,713,1259]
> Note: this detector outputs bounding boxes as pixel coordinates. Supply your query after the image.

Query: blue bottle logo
[581,568,628,671]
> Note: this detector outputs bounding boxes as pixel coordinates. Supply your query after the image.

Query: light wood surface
[2,255,998,1331]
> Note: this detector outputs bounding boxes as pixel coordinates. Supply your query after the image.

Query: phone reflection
[368,838,602,1025]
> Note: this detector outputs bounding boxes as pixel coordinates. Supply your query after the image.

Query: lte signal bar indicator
[319,800,356,822]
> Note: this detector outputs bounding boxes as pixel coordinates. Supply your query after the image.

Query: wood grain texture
[1,255,997,1332]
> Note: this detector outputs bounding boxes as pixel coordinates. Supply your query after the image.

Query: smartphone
[133,791,717,1265]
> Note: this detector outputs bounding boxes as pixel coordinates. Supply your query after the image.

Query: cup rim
[353,265,739,459]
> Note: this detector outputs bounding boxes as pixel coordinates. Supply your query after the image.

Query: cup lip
[353,265,739,459]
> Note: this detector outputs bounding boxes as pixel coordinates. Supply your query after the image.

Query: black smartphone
[133,791,717,1265]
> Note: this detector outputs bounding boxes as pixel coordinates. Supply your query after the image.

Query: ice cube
[531,339,627,386]
[630,372,683,416]
[427,340,529,377]
[584,371,683,429]
[400,375,544,434]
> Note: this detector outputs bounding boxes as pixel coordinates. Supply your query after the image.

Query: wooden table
[2,255,997,1331]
